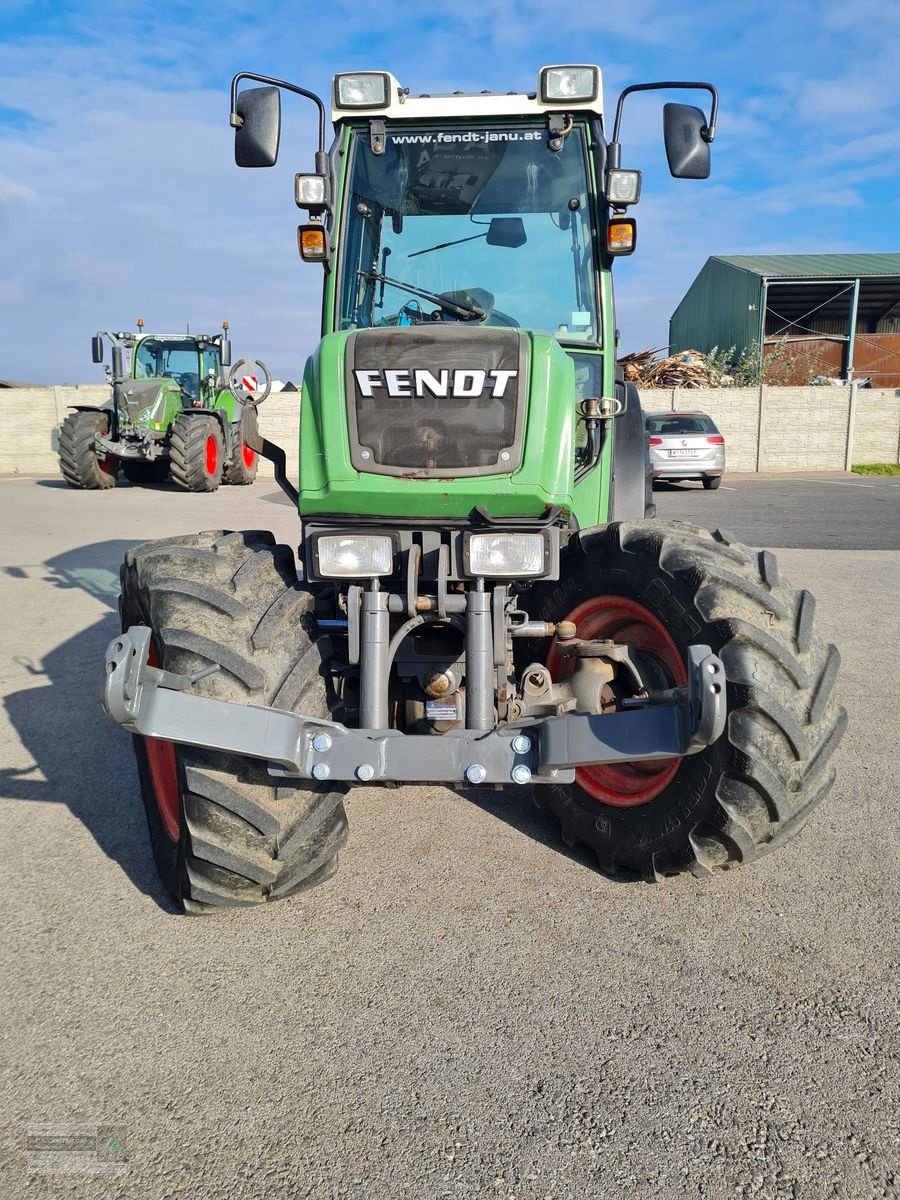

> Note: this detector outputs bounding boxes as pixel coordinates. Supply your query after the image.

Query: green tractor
[56,321,271,491]
[101,65,846,914]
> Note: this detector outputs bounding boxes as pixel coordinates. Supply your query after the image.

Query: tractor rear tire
[224,409,260,486]
[524,520,846,880]
[169,415,224,492]
[57,410,118,489]
[121,459,169,485]
[120,530,348,914]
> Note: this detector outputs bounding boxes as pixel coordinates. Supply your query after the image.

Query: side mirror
[486,217,527,248]
[663,103,711,179]
[91,335,104,363]
[234,86,281,167]
[219,338,232,367]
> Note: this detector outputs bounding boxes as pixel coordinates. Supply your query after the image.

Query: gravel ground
[1,476,897,1200]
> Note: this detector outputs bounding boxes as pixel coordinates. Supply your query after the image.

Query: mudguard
[609,380,654,521]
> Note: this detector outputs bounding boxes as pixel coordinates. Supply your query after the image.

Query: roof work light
[539,65,600,104]
[333,72,392,110]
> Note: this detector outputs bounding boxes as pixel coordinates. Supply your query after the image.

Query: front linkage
[103,622,726,786]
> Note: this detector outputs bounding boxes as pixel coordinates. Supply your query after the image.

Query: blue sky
[1,0,898,383]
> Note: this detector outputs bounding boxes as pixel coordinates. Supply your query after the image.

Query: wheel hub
[546,595,687,807]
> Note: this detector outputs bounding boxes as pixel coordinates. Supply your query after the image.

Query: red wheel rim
[546,595,687,807]
[99,455,116,475]
[205,435,218,475]
[143,640,181,840]
[242,441,256,469]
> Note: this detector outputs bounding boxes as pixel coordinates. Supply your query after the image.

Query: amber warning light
[607,217,637,256]
[298,225,328,262]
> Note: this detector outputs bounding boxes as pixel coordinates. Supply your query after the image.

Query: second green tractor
[56,323,271,491]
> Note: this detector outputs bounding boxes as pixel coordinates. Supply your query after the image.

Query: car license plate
[668,448,696,457]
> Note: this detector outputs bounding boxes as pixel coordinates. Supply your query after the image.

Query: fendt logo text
[353,368,517,400]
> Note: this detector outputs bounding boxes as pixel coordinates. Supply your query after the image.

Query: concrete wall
[3,384,898,479]
[0,386,302,482]
[640,385,900,471]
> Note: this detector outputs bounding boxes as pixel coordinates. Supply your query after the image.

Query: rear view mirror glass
[663,103,711,179]
[219,338,232,367]
[486,217,527,248]
[235,86,281,168]
[91,335,104,363]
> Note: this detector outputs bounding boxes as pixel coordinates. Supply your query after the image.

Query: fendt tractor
[101,65,846,913]
[56,321,271,491]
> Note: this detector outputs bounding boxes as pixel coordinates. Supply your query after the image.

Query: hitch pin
[155,661,222,691]
[189,664,221,685]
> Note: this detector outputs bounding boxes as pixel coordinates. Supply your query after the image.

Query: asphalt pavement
[1,473,897,1200]
[653,470,900,550]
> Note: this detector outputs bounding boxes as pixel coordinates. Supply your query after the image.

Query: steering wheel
[485,309,519,328]
[436,288,519,328]
[226,357,273,408]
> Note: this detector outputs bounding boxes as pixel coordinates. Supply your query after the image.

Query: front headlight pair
[314,531,547,579]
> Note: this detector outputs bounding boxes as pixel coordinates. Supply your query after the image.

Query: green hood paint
[298,329,576,520]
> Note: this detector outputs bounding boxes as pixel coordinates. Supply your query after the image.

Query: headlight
[466,532,547,578]
[135,388,166,423]
[316,533,394,578]
[333,72,391,110]
[539,65,600,104]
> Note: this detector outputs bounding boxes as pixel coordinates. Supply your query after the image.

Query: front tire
[223,409,259,486]
[169,415,224,492]
[57,410,117,489]
[525,521,846,879]
[121,530,348,913]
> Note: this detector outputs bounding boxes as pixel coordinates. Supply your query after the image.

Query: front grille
[346,326,526,476]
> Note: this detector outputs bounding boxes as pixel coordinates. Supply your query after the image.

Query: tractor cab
[132,334,229,405]
[134,337,212,402]
[337,121,599,343]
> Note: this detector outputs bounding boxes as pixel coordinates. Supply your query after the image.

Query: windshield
[647,414,718,435]
[135,339,202,398]
[337,125,599,342]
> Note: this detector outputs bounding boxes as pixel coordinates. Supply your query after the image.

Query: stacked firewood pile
[618,347,709,388]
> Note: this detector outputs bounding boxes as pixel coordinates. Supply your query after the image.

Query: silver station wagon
[645,410,726,490]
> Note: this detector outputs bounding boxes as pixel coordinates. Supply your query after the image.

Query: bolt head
[312,732,332,753]
[465,763,487,785]
[356,763,375,782]
[511,764,532,785]
[311,762,330,781]
[511,734,532,755]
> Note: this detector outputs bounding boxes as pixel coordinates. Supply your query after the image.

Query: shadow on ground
[1,540,176,910]
[464,785,642,883]
[1,537,628,907]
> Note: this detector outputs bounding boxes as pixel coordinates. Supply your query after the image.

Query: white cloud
[0,174,35,203]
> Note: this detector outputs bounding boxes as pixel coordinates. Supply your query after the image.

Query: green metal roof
[713,253,900,279]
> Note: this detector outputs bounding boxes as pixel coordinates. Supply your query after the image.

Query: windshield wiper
[357,269,485,321]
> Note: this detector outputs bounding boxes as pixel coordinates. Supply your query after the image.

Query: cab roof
[330,68,604,125]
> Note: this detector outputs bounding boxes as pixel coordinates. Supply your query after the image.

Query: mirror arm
[610,80,718,147]
[229,71,327,154]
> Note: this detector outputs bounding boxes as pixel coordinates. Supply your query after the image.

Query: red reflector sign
[241,375,257,392]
